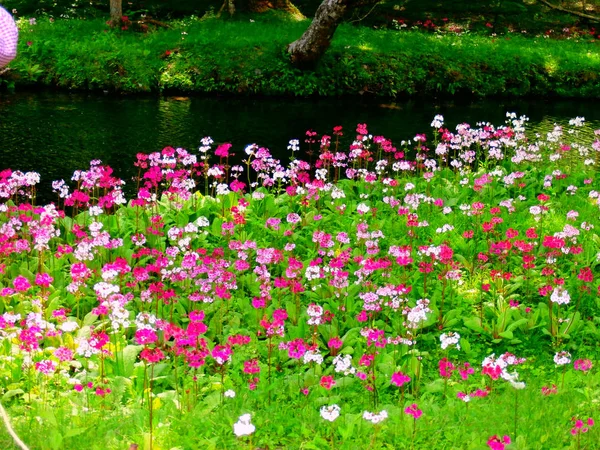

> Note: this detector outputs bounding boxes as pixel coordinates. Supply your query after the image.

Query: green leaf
[2,389,24,401]
[498,330,513,339]
[121,345,143,377]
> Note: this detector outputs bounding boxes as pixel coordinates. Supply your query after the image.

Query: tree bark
[536,0,599,22]
[287,0,354,69]
[110,0,122,26]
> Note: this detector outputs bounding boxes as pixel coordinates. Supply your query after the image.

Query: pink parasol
[0,6,18,68]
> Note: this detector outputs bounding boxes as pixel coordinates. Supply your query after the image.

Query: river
[1,91,599,203]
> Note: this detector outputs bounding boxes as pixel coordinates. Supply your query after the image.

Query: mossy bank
[5,15,600,98]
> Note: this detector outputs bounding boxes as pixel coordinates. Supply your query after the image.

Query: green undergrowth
[2,373,599,449]
[4,15,600,98]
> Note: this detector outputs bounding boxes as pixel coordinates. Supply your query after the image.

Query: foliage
[0,113,600,448]
[5,16,600,97]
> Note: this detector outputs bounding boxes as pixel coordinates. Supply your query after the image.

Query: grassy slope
[7,15,600,97]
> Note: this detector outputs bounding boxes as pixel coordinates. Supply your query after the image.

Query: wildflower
[320,375,335,390]
[391,371,411,387]
[574,359,593,372]
[328,337,343,350]
[35,273,53,288]
[333,354,356,375]
[439,358,456,378]
[320,404,341,422]
[487,435,511,450]
[404,404,422,419]
[440,332,460,350]
[224,389,236,398]
[13,275,31,292]
[140,347,165,364]
[457,392,470,402]
[35,360,57,375]
[135,329,158,345]
[458,363,475,380]
[541,385,557,396]
[233,414,255,437]
[571,417,594,435]
[554,351,571,366]
[550,287,570,305]
[363,410,388,424]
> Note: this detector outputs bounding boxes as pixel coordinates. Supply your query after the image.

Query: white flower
[440,332,461,350]
[320,404,341,422]
[363,410,388,424]
[529,205,542,216]
[357,203,370,214]
[303,350,323,365]
[333,354,356,376]
[554,351,571,366]
[502,371,526,389]
[568,116,585,127]
[224,389,236,398]
[60,321,79,333]
[233,414,255,437]
[550,287,570,305]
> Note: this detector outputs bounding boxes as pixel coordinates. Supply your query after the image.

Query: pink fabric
[0,6,18,68]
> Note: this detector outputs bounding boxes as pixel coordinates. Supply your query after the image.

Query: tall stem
[514,389,518,438]
[149,364,154,450]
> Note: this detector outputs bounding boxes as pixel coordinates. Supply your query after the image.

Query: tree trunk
[244,0,305,17]
[110,0,122,26]
[287,0,352,69]
[536,0,599,22]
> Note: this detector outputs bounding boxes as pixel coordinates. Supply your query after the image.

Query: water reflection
[1,91,599,203]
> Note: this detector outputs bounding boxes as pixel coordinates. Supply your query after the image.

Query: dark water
[1,91,600,203]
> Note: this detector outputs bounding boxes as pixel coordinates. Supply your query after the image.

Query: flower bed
[0,114,599,449]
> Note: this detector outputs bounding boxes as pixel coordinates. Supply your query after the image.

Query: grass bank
[5,15,600,98]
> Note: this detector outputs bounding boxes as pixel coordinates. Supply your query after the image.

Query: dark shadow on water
[1,91,599,203]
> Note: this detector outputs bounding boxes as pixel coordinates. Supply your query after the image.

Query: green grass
[5,15,600,98]
[2,372,599,449]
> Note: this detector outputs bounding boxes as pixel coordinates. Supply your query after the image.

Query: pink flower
[135,329,158,345]
[328,337,343,350]
[439,357,456,378]
[487,435,511,450]
[243,359,260,374]
[54,346,74,362]
[35,360,57,375]
[320,375,335,390]
[541,384,557,396]
[574,359,593,372]
[13,275,31,292]
[140,347,165,363]
[404,403,422,419]
[571,417,594,435]
[391,371,411,387]
[459,363,475,380]
[35,273,53,288]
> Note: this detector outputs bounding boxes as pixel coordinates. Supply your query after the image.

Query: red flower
[320,375,335,390]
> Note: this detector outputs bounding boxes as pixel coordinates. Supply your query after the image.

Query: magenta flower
[391,371,411,387]
[541,384,557,396]
[140,347,165,363]
[35,360,57,375]
[13,275,31,292]
[404,403,422,419]
[439,357,456,378]
[574,359,593,372]
[328,337,343,350]
[35,273,53,288]
[135,329,158,345]
[571,417,594,435]
[320,375,335,390]
[487,435,511,450]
